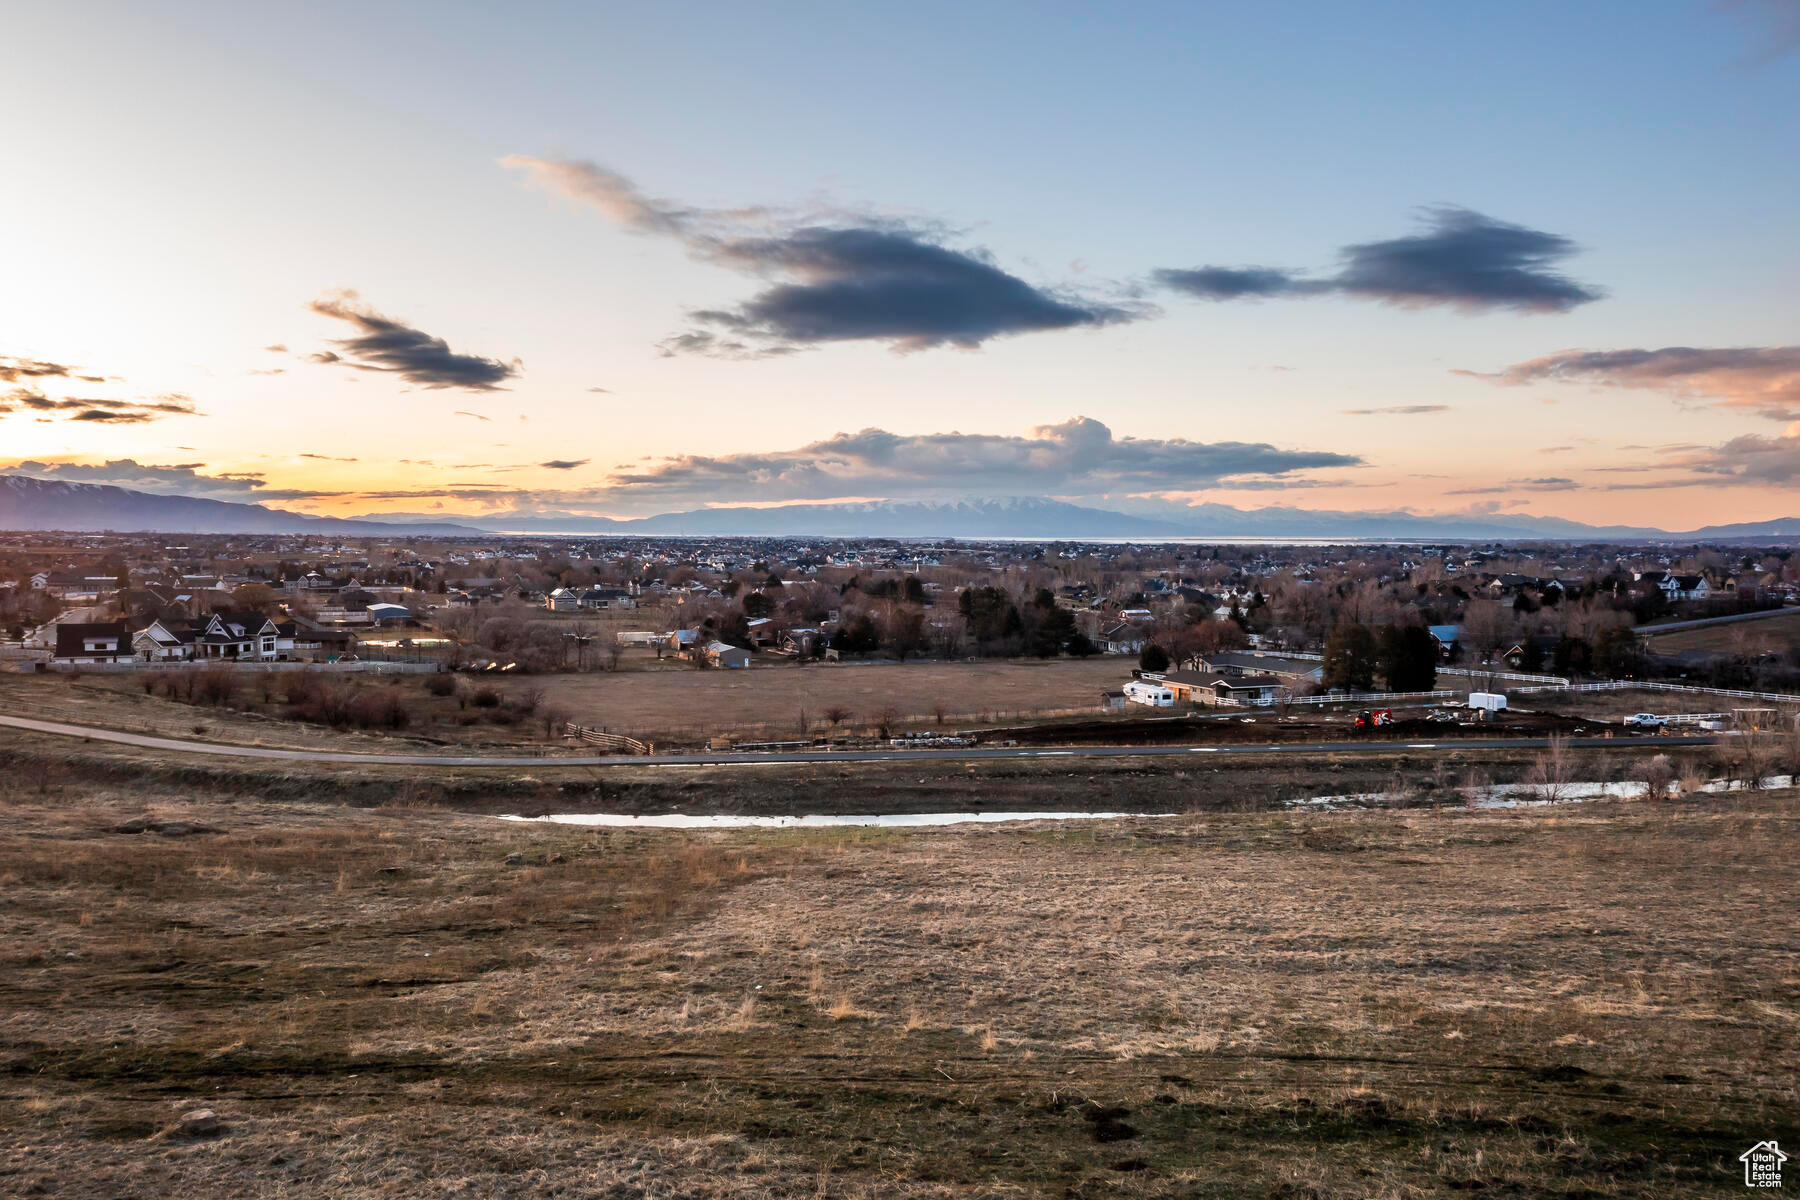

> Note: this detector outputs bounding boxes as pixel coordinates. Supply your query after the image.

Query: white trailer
[1124,679,1175,707]
[1468,691,1508,713]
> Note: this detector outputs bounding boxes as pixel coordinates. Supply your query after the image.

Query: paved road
[0,713,1710,769]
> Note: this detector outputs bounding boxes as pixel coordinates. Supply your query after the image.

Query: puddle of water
[501,810,1176,830]
[502,775,1793,828]
[1288,775,1793,810]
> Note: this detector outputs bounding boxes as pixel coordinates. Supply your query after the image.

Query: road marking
[1188,747,1220,753]
[1405,743,1438,749]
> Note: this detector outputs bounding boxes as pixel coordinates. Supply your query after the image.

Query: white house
[1661,575,1710,603]
[132,618,196,662]
[198,611,281,660]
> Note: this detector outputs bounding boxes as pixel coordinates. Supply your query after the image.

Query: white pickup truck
[1622,713,1666,730]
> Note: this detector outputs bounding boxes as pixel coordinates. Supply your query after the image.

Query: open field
[543,656,1157,742]
[1641,606,1800,656]
[40,653,1149,747]
[1,775,1793,1197]
[1526,686,1800,722]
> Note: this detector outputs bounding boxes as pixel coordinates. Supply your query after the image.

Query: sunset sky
[2,1,1797,529]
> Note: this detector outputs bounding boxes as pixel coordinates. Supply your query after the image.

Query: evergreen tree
[1377,624,1438,692]
[1323,622,1378,691]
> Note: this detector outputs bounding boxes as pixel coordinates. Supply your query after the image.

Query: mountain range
[5,474,1800,542]
[0,475,486,537]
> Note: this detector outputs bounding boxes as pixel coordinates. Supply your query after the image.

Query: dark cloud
[453,410,491,421]
[2,389,199,425]
[1341,404,1452,416]
[300,453,359,462]
[263,344,288,353]
[308,291,521,390]
[539,459,589,471]
[1457,345,1800,420]
[601,416,1359,504]
[0,355,110,384]
[1158,207,1603,313]
[504,156,1141,354]
[1152,266,1316,301]
[686,227,1137,352]
[0,356,79,383]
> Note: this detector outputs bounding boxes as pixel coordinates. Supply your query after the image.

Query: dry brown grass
[541,655,1132,741]
[1640,607,1800,656]
[0,780,1793,1196]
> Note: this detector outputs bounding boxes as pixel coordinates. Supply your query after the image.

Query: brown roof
[54,621,131,658]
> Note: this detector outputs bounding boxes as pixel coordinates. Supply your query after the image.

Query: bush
[193,666,240,707]
[423,673,457,697]
[470,686,502,708]
[348,690,410,730]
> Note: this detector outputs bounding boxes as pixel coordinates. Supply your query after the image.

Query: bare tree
[1639,754,1675,800]
[1524,733,1573,802]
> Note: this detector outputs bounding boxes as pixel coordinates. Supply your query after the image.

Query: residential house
[1501,633,1561,670]
[52,621,133,664]
[132,618,198,662]
[584,588,635,610]
[1098,621,1148,655]
[195,610,281,660]
[1192,650,1324,687]
[1156,669,1286,705]
[1662,575,1710,603]
[780,627,823,656]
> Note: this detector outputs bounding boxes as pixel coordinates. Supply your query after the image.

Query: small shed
[706,641,751,669]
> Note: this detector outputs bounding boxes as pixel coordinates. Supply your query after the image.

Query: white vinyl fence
[1511,680,1800,704]
[29,659,441,675]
